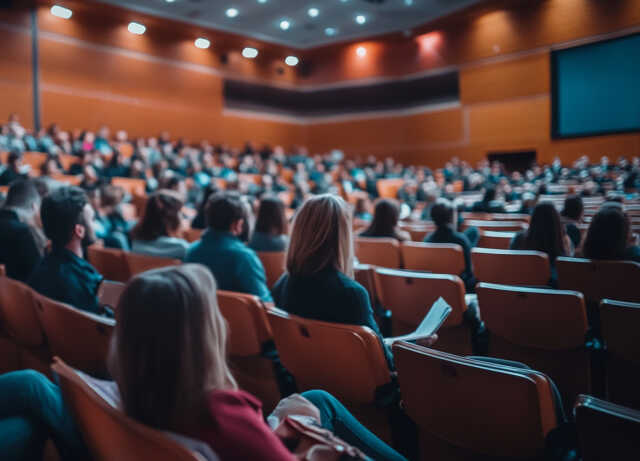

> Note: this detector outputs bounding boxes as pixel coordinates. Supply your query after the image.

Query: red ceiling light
[416,31,442,53]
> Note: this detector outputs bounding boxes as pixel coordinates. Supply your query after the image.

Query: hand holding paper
[384,296,452,346]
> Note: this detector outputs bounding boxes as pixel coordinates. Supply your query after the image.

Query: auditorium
[0,0,639,459]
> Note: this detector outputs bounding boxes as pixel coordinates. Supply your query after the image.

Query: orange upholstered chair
[376,178,404,199]
[256,251,286,289]
[373,268,471,355]
[52,359,206,461]
[97,280,126,311]
[575,395,640,461]
[471,248,551,286]
[477,231,515,249]
[462,220,527,233]
[111,177,146,196]
[124,252,181,278]
[87,246,129,283]
[600,299,640,409]
[354,237,402,268]
[393,342,558,461]
[266,307,393,441]
[217,290,281,412]
[34,295,114,377]
[476,282,590,411]
[0,276,49,374]
[182,228,203,243]
[400,242,465,275]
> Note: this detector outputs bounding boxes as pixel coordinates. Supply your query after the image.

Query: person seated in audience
[561,194,584,249]
[186,191,272,301]
[424,198,478,291]
[248,195,288,252]
[470,186,506,213]
[130,190,189,260]
[0,180,43,282]
[28,186,108,315]
[353,196,373,221]
[0,264,406,461]
[93,185,131,250]
[191,183,219,230]
[582,204,640,263]
[0,152,27,186]
[510,202,572,284]
[272,194,437,369]
[359,198,410,242]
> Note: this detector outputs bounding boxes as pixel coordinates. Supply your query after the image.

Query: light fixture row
[49,4,301,66]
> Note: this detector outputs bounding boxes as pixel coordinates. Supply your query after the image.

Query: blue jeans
[0,370,88,461]
[302,390,407,461]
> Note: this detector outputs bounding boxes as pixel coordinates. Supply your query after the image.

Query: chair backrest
[471,248,551,286]
[182,228,203,243]
[557,257,640,304]
[400,242,465,275]
[354,237,402,268]
[0,264,4,277]
[0,276,44,347]
[111,177,146,196]
[354,264,378,307]
[575,394,640,461]
[463,220,527,233]
[124,252,181,278]
[476,283,588,349]
[256,251,286,289]
[393,342,557,459]
[266,308,391,404]
[376,178,404,198]
[217,290,272,357]
[461,212,530,223]
[34,294,114,376]
[373,268,466,332]
[87,246,129,283]
[477,231,516,249]
[52,359,206,461]
[97,280,126,310]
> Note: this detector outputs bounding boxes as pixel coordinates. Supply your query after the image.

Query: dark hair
[3,179,40,209]
[482,187,496,202]
[431,198,455,228]
[8,151,21,166]
[40,186,89,248]
[582,205,630,260]
[254,196,286,236]
[362,199,403,240]
[100,185,125,208]
[205,191,246,232]
[561,195,583,221]
[131,190,183,241]
[520,202,566,262]
[196,183,219,220]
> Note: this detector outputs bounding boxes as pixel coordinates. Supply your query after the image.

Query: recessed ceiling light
[404,0,414,5]
[279,19,291,30]
[165,0,176,3]
[356,46,367,57]
[194,38,210,49]
[355,14,366,25]
[324,27,337,36]
[242,47,258,59]
[226,7,239,18]
[257,0,267,3]
[50,5,72,19]
[285,56,299,66]
[128,22,146,35]
[308,7,319,18]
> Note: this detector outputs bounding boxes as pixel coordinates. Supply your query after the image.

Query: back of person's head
[483,187,496,202]
[3,179,40,211]
[561,195,584,221]
[583,205,630,260]
[365,199,401,237]
[100,185,125,209]
[205,191,246,232]
[287,194,353,278]
[108,264,236,432]
[254,195,286,236]
[131,190,183,241]
[431,198,455,228]
[524,202,566,261]
[197,183,219,215]
[40,186,91,248]
[8,151,21,168]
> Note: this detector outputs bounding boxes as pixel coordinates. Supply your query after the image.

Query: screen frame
[551,32,640,140]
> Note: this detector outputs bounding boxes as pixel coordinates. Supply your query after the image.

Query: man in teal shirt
[186,191,272,302]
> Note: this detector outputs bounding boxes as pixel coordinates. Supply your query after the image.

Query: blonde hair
[108,264,236,432]
[287,194,354,278]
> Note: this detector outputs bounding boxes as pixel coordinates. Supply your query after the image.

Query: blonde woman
[272,194,436,369]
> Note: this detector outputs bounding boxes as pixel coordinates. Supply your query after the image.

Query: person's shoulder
[336,271,369,302]
[206,388,262,415]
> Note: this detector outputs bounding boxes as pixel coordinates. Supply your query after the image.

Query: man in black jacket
[0,179,42,282]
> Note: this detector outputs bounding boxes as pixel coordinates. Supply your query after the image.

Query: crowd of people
[1,112,640,460]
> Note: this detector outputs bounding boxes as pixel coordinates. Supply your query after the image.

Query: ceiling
[94,0,485,50]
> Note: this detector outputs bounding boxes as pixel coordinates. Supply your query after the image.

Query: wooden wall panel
[0,20,33,129]
[460,53,550,104]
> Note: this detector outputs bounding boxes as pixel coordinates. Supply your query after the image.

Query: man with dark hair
[0,179,43,281]
[0,152,26,186]
[28,186,106,315]
[470,186,506,213]
[186,191,271,301]
[561,194,584,249]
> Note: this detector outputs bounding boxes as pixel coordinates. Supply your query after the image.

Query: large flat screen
[552,33,640,138]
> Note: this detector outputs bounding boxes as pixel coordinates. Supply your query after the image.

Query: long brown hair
[131,190,183,241]
[286,194,353,278]
[583,204,630,260]
[521,202,567,262]
[108,264,236,432]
